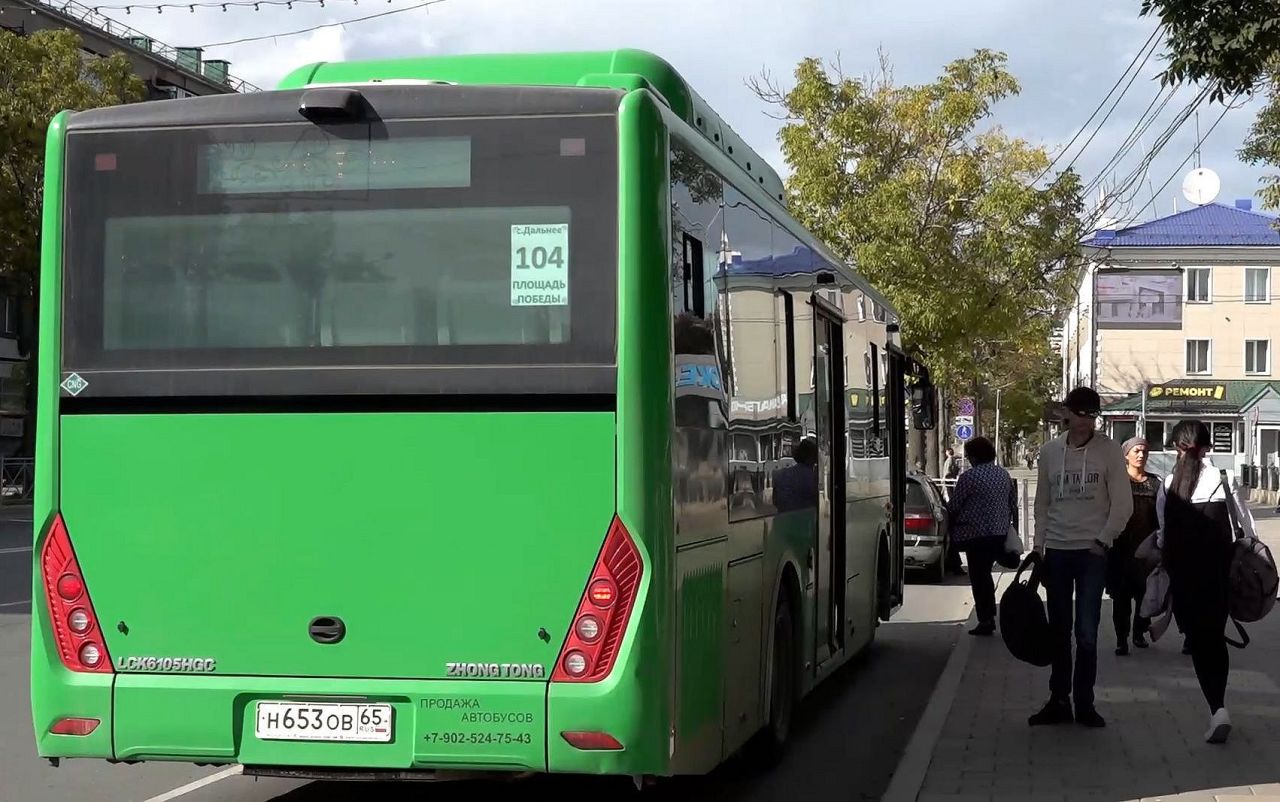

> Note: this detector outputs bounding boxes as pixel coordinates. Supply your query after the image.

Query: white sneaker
[1205,708,1232,744]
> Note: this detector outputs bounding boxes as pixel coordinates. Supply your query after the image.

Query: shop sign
[1147,383,1227,401]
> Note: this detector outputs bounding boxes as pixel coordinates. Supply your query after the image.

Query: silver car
[903,472,950,583]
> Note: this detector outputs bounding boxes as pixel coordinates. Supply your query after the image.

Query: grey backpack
[1221,470,1278,647]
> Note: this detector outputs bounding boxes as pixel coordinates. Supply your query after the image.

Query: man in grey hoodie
[1029,387,1133,729]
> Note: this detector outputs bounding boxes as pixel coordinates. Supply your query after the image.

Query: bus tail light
[552,517,642,683]
[40,514,112,674]
[561,730,623,750]
[50,717,100,736]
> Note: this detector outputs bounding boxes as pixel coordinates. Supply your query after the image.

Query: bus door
[812,302,846,665]
[885,350,908,611]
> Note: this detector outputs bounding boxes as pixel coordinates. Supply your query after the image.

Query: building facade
[1065,200,1280,474]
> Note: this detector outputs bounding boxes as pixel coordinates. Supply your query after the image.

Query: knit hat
[1121,436,1147,456]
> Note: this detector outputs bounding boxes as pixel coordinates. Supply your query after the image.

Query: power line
[93,0,369,12]
[1087,83,1215,226]
[1050,30,1162,184]
[198,0,445,47]
[1031,25,1163,187]
[1079,82,1176,199]
[1118,93,1244,227]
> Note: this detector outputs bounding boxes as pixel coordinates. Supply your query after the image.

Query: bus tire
[755,596,796,762]
[875,535,891,623]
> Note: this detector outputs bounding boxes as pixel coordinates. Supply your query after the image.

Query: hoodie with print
[1033,430,1133,551]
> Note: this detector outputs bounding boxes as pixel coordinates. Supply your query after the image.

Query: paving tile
[919,513,1280,802]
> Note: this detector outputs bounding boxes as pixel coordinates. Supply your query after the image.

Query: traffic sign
[957,398,975,416]
[953,415,974,426]
[955,424,974,441]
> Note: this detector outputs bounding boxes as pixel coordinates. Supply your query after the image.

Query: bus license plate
[255,701,393,742]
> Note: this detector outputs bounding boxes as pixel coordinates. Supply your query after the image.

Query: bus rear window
[61,111,617,398]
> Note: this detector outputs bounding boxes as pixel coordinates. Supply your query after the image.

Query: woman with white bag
[945,437,1019,637]
[1156,420,1257,744]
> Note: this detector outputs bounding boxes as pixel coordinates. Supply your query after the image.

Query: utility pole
[995,388,1002,464]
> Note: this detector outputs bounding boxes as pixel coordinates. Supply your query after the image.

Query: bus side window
[683,233,705,318]
[870,342,880,434]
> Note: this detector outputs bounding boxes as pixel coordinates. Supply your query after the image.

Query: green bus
[31,49,935,784]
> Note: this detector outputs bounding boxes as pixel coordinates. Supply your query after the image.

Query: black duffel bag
[999,552,1053,667]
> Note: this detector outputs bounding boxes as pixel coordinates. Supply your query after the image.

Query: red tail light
[552,517,642,683]
[40,515,112,674]
[905,513,935,533]
[561,730,624,750]
[50,717,100,736]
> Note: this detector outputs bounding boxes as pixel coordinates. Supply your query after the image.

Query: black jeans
[1044,548,1108,710]
[1112,585,1149,643]
[963,538,1002,626]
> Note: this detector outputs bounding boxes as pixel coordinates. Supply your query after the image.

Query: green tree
[752,50,1082,424]
[0,28,143,294]
[0,28,143,450]
[1139,0,1280,101]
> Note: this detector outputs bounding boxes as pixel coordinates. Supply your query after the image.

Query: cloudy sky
[108,0,1270,226]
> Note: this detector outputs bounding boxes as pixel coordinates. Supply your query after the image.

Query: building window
[1111,420,1137,443]
[1145,421,1167,449]
[1186,339,1212,374]
[1185,267,1211,303]
[1245,267,1270,303]
[1246,339,1271,375]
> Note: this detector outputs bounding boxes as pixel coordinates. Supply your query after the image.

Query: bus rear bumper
[110,674,546,772]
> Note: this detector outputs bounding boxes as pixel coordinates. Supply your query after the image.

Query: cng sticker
[510,223,569,307]
[60,373,88,396]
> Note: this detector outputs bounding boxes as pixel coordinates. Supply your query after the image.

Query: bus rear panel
[33,83,667,777]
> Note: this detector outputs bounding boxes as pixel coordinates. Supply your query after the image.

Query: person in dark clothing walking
[945,437,1017,637]
[1156,420,1256,744]
[1109,436,1159,655]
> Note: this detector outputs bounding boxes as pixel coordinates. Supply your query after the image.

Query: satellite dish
[1182,167,1221,206]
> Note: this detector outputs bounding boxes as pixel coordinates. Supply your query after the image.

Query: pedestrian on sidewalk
[1156,419,1257,744]
[944,436,1017,637]
[1109,436,1159,656]
[1029,387,1132,729]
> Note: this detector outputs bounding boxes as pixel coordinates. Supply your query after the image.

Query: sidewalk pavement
[916,506,1280,802]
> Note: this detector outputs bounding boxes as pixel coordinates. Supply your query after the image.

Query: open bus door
[885,340,935,615]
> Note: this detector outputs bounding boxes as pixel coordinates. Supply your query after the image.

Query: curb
[881,572,1009,802]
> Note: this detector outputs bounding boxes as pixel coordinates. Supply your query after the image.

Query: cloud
[119,0,1269,220]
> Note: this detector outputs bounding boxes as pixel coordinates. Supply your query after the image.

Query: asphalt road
[1,510,978,802]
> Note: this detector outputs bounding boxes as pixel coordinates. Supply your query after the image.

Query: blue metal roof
[1082,202,1280,248]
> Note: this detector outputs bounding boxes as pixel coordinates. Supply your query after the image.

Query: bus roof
[276,49,787,205]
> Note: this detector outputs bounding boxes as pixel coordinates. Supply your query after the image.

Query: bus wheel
[757,598,796,761]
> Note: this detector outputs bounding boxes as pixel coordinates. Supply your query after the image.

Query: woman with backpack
[1156,419,1257,744]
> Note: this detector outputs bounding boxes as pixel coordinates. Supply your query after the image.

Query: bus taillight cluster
[552,517,643,683]
[41,514,112,674]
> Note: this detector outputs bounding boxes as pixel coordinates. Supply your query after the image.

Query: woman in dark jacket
[945,437,1017,637]
[1156,420,1257,744]
[1107,436,1160,655]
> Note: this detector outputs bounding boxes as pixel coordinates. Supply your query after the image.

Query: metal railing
[0,457,32,503]
[21,0,262,93]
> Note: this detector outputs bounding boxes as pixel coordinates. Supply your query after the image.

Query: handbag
[1005,524,1022,555]
[999,553,1054,666]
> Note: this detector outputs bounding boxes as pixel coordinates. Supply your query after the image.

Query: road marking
[0,546,32,555]
[138,766,243,802]
[882,570,1012,802]
[0,600,30,608]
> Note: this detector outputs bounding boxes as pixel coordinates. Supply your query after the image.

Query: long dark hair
[1169,419,1211,500]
